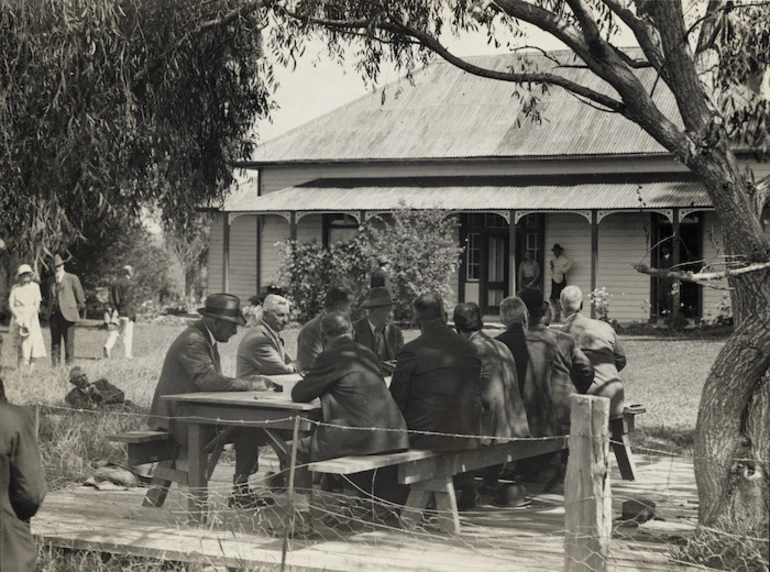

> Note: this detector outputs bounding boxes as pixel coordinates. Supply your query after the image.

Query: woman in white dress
[9,264,47,372]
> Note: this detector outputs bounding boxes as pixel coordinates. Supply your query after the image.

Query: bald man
[236,294,297,385]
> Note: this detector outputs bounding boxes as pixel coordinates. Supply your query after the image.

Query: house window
[526,232,538,252]
[466,232,481,281]
[323,214,359,245]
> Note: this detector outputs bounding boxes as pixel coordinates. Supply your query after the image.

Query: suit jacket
[44,272,85,322]
[389,321,483,451]
[292,338,409,461]
[352,318,404,362]
[149,320,251,446]
[1,402,46,572]
[370,267,390,289]
[526,324,594,431]
[469,331,531,442]
[495,323,529,396]
[561,313,626,418]
[236,321,296,386]
[296,313,323,372]
[108,276,137,321]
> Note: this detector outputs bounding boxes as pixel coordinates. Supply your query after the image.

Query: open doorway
[652,213,703,320]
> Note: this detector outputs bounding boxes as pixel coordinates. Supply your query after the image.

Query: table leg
[188,423,208,525]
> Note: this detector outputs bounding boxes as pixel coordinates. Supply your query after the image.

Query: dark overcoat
[296,313,323,372]
[469,331,531,442]
[389,322,483,451]
[108,276,137,321]
[495,323,529,396]
[148,320,250,446]
[1,401,46,572]
[352,318,404,362]
[291,338,409,461]
[43,272,84,322]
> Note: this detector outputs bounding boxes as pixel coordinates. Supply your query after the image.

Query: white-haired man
[236,294,297,382]
[560,285,627,419]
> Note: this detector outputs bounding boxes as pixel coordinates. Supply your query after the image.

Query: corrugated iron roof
[223,177,710,212]
[248,50,680,164]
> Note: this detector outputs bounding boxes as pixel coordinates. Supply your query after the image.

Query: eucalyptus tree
[267,0,770,552]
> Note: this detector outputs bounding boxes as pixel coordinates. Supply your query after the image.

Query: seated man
[291,312,409,531]
[389,293,483,508]
[454,302,530,492]
[352,287,404,373]
[65,366,126,409]
[236,294,297,381]
[296,285,353,372]
[560,286,626,419]
[495,296,530,396]
[148,293,273,510]
[518,287,594,434]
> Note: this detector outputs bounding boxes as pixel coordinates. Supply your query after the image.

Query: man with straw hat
[149,293,275,510]
[352,286,403,373]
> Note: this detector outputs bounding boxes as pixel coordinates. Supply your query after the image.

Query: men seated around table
[517,288,594,437]
[560,286,627,419]
[389,293,484,509]
[149,293,275,510]
[352,287,404,374]
[291,312,410,535]
[496,296,530,397]
[237,294,297,381]
[296,285,353,372]
[453,302,530,492]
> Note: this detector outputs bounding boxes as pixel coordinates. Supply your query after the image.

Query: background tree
[163,213,211,311]
[267,0,770,560]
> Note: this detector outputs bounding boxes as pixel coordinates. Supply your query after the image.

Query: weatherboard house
[206,52,770,323]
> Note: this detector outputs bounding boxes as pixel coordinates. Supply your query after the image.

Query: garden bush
[276,206,462,324]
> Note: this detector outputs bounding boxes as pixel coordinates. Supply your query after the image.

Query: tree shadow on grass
[630,426,694,457]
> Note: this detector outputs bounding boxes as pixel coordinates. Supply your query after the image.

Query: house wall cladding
[544,213,592,307]
[700,211,727,322]
[597,213,650,323]
[228,215,258,303]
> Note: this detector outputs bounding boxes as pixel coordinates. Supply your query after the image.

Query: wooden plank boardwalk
[33,454,704,571]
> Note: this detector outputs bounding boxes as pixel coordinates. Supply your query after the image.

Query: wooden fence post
[564,395,611,572]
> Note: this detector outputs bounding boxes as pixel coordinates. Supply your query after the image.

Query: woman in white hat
[8,264,47,372]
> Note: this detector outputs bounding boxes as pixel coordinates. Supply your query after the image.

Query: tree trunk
[694,261,770,535]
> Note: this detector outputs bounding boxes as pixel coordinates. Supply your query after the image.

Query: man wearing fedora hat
[149,293,275,510]
[44,254,85,366]
[352,287,403,373]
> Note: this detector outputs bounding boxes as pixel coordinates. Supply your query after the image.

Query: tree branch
[633,260,770,283]
[602,0,667,76]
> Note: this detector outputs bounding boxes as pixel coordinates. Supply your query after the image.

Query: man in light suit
[352,287,403,373]
[236,294,297,380]
[560,286,627,419]
[44,254,85,366]
[149,293,274,510]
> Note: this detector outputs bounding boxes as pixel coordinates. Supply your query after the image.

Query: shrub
[276,206,462,324]
[589,287,612,322]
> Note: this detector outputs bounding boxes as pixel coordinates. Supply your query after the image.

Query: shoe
[102,347,110,359]
[228,490,276,510]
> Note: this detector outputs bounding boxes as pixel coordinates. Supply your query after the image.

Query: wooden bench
[308,436,570,533]
[108,428,233,508]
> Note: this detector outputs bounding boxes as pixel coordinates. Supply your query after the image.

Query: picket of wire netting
[29,398,764,572]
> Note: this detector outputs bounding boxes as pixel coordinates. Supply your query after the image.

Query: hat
[376,255,390,266]
[16,264,33,277]
[618,498,656,524]
[53,254,65,267]
[551,243,564,253]
[361,287,394,309]
[491,484,532,509]
[122,265,134,277]
[517,287,545,315]
[197,293,247,326]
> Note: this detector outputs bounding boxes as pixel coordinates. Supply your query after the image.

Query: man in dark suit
[149,293,274,510]
[103,264,137,359]
[296,285,353,372]
[370,255,391,288]
[0,376,47,572]
[352,287,404,373]
[292,312,410,528]
[44,254,85,366]
[496,296,530,396]
[389,293,483,509]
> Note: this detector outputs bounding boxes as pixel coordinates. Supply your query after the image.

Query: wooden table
[162,388,321,523]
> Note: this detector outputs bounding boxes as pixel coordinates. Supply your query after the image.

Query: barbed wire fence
[28,396,768,572]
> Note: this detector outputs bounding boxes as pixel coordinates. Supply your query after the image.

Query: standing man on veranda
[548,244,573,323]
[44,254,85,366]
[103,264,137,359]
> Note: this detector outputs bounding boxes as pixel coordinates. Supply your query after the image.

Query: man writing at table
[291,312,410,534]
[149,293,275,510]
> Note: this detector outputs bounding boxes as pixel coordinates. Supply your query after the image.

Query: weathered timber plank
[308,449,439,474]
[108,430,173,444]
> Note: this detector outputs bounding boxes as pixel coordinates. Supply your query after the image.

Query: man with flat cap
[149,293,274,510]
[44,253,85,366]
[352,287,404,373]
